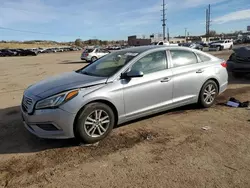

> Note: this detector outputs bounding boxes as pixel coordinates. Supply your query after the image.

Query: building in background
[128,35,151,46]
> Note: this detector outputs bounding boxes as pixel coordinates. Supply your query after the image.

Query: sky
[0,0,250,42]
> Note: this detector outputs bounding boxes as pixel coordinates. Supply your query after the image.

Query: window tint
[196,53,211,62]
[130,51,167,74]
[84,49,94,53]
[159,42,164,45]
[170,50,198,67]
[100,49,107,53]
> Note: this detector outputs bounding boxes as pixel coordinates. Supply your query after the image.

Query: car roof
[117,45,196,53]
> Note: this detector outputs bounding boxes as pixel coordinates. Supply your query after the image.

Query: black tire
[91,56,97,62]
[75,102,115,144]
[232,72,244,78]
[229,45,233,50]
[198,80,218,108]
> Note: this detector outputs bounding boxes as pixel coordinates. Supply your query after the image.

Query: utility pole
[185,28,187,41]
[206,4,211,41]
[161,0,167,41]
[208,4,211,38]
[167,27,170,41]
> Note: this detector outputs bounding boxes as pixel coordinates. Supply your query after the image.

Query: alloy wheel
[203,84,216,104]
[84,110,110,138]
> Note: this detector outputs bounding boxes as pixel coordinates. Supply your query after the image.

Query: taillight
[85,53,88,57]
[221,61,227,68]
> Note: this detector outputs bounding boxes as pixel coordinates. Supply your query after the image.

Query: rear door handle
[161,77,171,82]
[196,69,204,73]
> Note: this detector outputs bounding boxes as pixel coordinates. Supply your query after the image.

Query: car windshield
[78,51,140,77]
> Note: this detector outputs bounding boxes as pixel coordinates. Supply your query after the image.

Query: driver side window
[130,51,167,74]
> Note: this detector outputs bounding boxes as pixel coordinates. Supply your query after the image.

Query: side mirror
[121,70,144,79]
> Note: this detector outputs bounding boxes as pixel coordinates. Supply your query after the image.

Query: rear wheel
[91,56,97,62]
[75,102,115,144]
[199,80,218,108]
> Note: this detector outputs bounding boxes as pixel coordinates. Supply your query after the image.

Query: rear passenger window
[196,53,211,62]
[170,50,198,68]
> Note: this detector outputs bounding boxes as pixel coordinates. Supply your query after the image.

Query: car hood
[233,46,250,58]
[210,43,221,46]
[25,71,107,98]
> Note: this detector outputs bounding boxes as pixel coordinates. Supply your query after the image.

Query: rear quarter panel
[202,60,228,94]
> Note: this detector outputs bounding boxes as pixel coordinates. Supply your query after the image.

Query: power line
[0,6,83,17]
[0,26,78,37]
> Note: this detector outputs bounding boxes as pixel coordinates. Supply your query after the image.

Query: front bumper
[21,107,77,139]
[227,60,250,73]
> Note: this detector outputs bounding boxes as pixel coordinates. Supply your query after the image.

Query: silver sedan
[21,46,228,143]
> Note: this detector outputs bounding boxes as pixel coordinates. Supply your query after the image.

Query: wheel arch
[73,99,119,137]
[199,78,220,95]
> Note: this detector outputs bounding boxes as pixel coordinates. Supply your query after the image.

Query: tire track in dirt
[0,86,250,187]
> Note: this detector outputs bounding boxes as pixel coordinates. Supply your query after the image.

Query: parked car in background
[227,46,250,78]
[0,49,17,56]
[21,46,228,144]
[81,48,110,62]
[20,49,38,56]
[42,48,54,53]
[199,42,209,48]
[152,41,179,46]
[178,43,191,47]
[189,43,204,51]
[209,39,233,51]
[233,39,243,45]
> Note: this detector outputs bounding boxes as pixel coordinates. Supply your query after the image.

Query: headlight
[35,89,79,110]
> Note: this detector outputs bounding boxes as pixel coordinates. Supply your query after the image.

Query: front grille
[22,95,34,113]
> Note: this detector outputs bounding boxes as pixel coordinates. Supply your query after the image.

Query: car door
[169,49,210,105]
[94,49,102,58]
[224,40,228,49]
[122,50,173,120]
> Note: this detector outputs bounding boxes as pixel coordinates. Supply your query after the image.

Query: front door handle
[161,77,171,82]
[196,69,204,73]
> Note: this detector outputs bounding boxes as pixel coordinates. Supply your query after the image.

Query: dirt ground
[0,50,250,188]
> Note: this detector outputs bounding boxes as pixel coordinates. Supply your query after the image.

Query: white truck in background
[152,41,179,46]
[209,39,233,51]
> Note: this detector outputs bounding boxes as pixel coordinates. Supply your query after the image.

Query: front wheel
[199,80,218,108]
[75,102,115,144]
